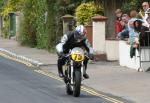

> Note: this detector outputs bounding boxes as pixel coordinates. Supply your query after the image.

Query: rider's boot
[58,59,64,78]
[83,73,89,79]
[59,72,64,78]
[83,58,89,79]
[58,67,64,78]
[83,66,89,79]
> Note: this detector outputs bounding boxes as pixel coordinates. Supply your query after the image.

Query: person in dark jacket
[56,25,94,78]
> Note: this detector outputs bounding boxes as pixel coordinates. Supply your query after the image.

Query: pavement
[0,37,150,103]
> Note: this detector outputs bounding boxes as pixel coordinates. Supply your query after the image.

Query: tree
[0,0,7,11]
[46,0,57,49]
[19,0,47,48]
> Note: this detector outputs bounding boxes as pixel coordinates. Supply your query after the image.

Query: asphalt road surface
[0,56,121,103]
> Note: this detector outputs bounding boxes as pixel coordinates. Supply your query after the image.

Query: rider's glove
[88,53,94,60]
[57,51,64,57]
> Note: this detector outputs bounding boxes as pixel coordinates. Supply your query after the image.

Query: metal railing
[139,31,150,71]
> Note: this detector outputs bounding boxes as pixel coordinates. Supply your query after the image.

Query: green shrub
[75,2,103,25]
[1,16,9,38]
[19,0,47,48]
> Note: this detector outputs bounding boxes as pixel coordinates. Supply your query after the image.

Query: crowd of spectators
[116,2,150,58]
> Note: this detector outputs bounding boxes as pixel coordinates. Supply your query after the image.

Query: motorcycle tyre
[73,70,81,97]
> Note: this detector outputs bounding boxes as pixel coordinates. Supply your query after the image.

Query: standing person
[115,9,123,37]
[56,25,94,78]
[146,17,150,29]
[115,9,123,21]
[139,17,150,46]
[145,8,150,27]
[139,2,150,27]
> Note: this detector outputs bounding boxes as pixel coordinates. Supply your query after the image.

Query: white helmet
[75,25,84,34]
[74,25,86,42]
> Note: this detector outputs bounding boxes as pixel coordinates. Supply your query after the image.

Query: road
[0,56,119,103]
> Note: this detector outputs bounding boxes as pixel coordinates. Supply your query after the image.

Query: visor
[74,32,85,42]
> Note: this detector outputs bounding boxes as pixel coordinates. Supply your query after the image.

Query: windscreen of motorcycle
[71,47,85,62]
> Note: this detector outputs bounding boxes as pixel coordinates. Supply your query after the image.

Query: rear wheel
[73,70,81,97]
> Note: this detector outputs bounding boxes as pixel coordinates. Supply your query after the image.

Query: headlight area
[73,61,82,68]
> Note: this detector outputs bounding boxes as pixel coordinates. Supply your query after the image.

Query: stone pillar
[0,16,2,37]
[16,12,23,40]
[92,15,108,54]
[62,15,74,34]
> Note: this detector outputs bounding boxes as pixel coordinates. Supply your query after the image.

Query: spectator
[120,14,129,29]
[128,10,138,41]
[145,8,150,27]
[139,17,150,46]
[115,9,123,21]
[127,10,139,58]
[115,9,123,37]
[146,17,150,29]
[116,20,122,35]
[130,19,149,58]
[118,14,129,39]
[139,2,150,27]
[130,19,142,58]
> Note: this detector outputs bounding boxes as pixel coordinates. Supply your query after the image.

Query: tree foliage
[46,0,57,49]
[1,0,25,16]
[75,2,103,25]
[19,0,47,48]
[0,0,25,38]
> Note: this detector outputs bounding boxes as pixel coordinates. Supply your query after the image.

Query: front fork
[70,61,84,85]
[70,60,74,85]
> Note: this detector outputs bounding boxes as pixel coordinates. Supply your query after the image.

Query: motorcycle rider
[56,25,94,79]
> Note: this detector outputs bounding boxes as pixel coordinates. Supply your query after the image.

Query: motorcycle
[63,47,87,97]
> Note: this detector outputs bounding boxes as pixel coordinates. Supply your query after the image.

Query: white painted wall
[106,40,119,60]
[92,21,106,54]
[119,40,150,71]
[92,21,119,61]
[119,40,140,70]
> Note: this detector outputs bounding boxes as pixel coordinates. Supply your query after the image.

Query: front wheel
[73,70,81,97]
